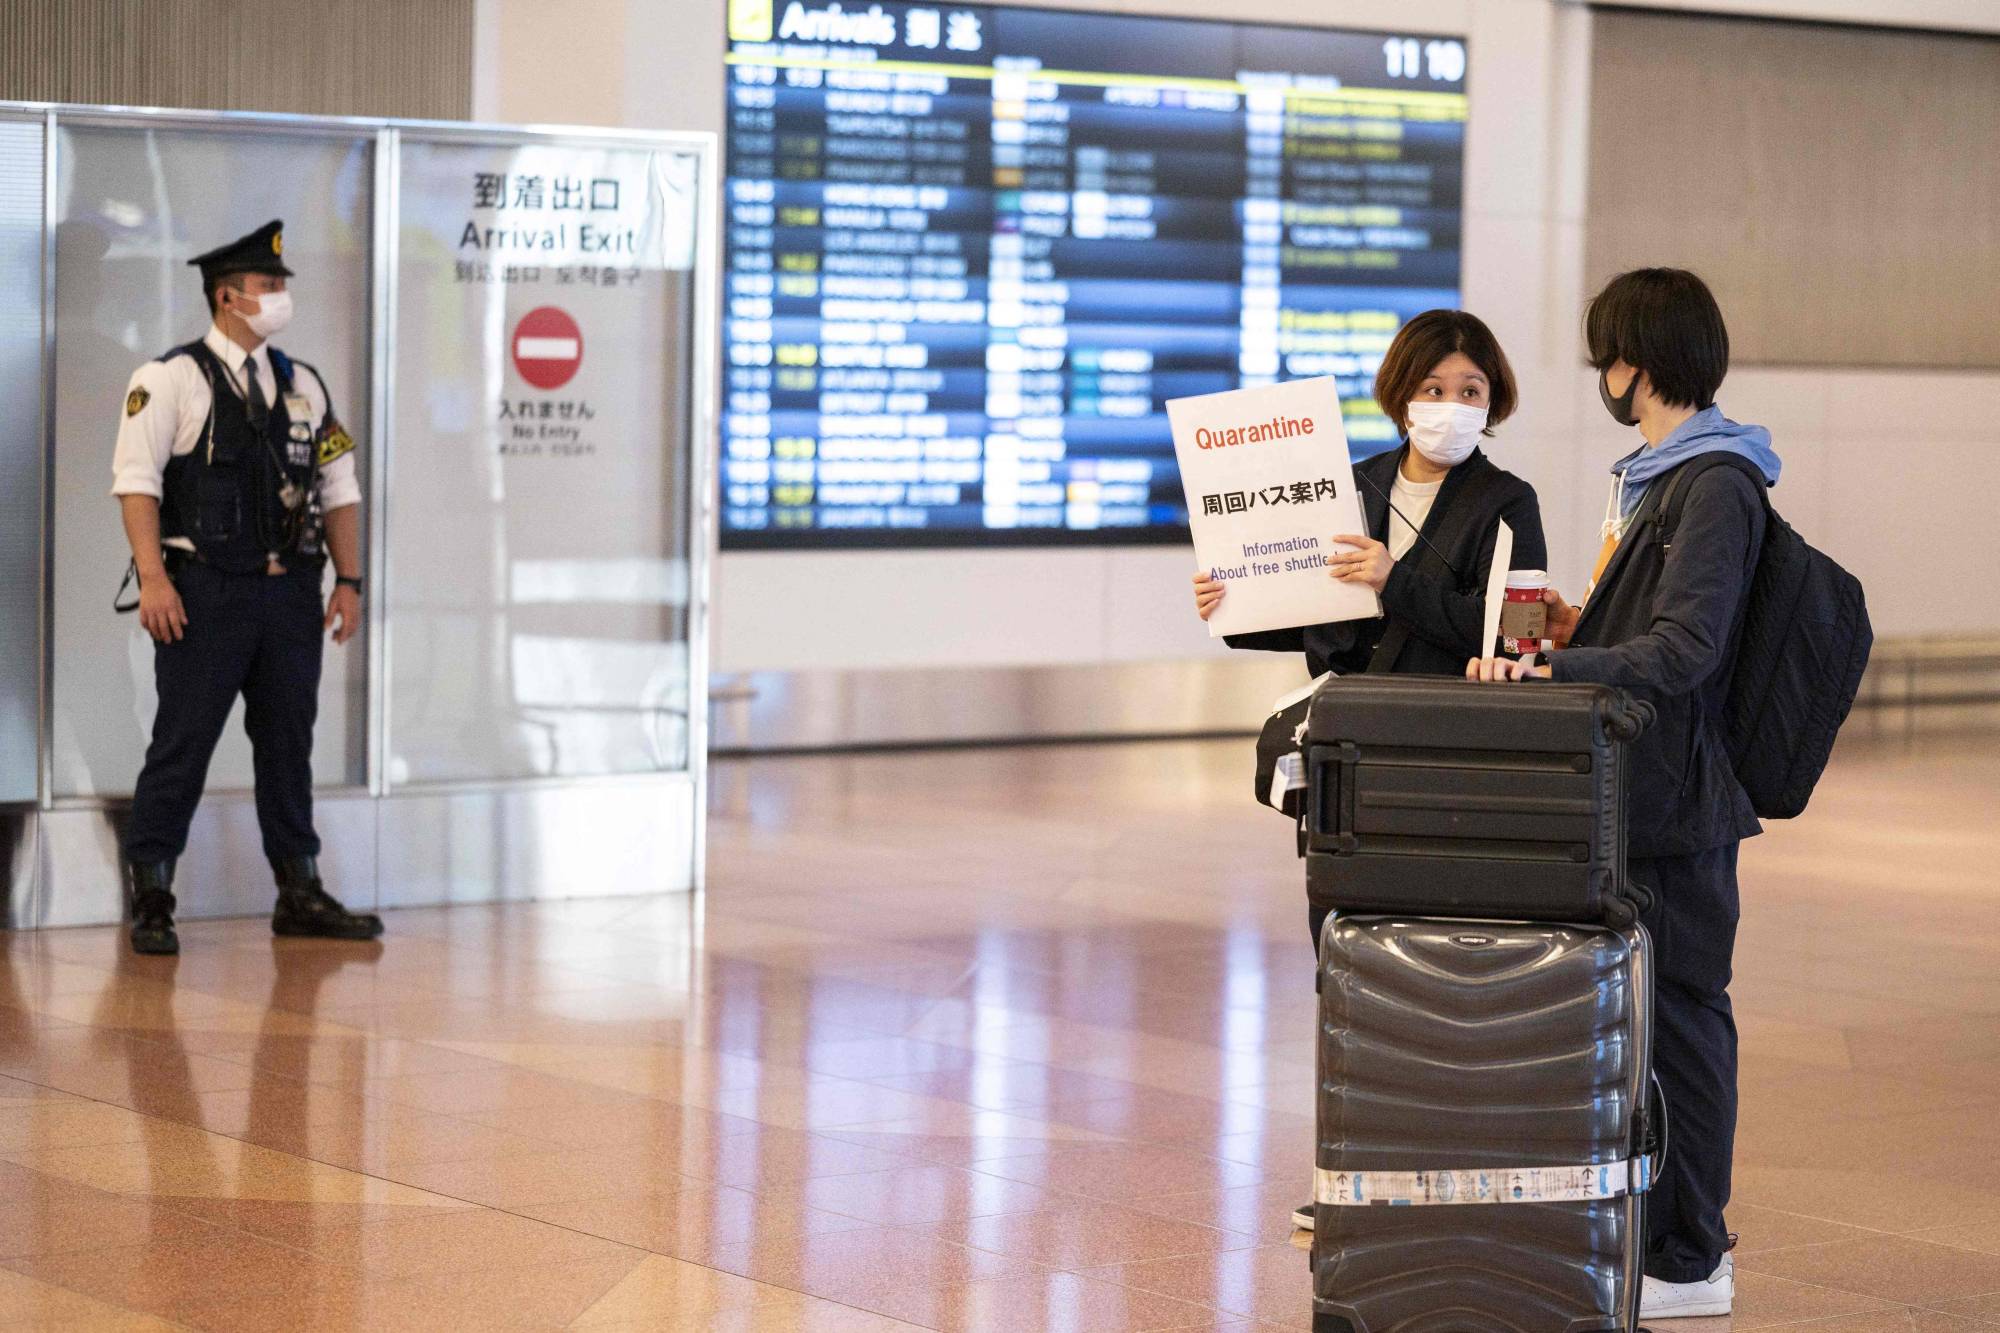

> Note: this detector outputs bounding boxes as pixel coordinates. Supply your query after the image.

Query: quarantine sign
[1167,376,1380,638]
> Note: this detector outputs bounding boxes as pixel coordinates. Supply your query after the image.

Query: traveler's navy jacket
[1226,445,1546,679]
[1551,459,1767,859]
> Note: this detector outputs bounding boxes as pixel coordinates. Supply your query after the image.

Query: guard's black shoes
[271,857,384,940]
[128,861,180,956]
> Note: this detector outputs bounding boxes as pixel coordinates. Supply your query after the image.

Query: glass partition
[384,137,699,786]
[46,122,372,799]
[2,103,712,926]
[0,116,42,805]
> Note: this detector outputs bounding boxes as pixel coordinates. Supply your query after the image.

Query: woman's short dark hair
[1585,268,1730,410]
[1373,309,1518,434]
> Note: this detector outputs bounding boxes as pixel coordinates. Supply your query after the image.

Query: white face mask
[235,288,293,339]
[1404,401,1487,467]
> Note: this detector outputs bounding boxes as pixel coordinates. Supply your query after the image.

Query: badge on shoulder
[315,418,355,465]
[126,386,150,417]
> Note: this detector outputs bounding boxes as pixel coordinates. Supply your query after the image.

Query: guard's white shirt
[111,325,361,551]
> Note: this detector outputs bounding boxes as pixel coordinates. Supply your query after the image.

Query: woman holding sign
[1191,309,1547,678]
[1191,309,1546,1235]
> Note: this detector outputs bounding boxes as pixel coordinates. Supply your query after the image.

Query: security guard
[112,220,382,956]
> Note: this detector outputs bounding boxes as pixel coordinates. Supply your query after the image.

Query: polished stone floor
[0,733,1997,1330]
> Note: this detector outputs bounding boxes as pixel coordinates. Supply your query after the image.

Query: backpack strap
[1366,457,1505,673]
[1652,452,1769,550]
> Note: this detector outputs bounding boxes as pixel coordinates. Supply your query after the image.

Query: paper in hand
[1481,519,1514,658]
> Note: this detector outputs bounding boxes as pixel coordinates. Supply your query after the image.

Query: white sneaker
[1640,1252,1734,1319]
[1292,1200,1314,1231]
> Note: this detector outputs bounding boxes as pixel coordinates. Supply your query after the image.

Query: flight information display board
[721,1,1467,547]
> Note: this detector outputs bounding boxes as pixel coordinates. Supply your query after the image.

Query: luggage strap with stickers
[1315,1073,1668,1209]
[1315,1157,1653,1207]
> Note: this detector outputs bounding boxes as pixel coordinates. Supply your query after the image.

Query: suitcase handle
[1304,743,1359,850]
[1605,696,1656,745]
[1637,1071,1669,1192]
[1628,1073,1671,1331]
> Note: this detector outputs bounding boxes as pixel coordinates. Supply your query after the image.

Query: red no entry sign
[511,306,583,390]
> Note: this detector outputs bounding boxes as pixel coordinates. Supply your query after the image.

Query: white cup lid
[1505,570,1549,588]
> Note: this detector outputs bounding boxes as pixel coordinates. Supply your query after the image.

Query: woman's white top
[1385,471,1443,561]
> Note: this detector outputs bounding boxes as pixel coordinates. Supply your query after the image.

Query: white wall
[476,0,2000,672]
[1591,0,2000,36]
[1705,366,2000,640]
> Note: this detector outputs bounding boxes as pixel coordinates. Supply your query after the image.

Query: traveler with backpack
[1469,269,1779,1319]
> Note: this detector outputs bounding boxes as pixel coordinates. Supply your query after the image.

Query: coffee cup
[1501,570,1549,655]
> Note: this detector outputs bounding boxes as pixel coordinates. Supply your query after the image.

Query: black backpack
[1655,454,1872,819]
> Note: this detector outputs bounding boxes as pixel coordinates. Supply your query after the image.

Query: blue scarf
[1612,404,1782,522]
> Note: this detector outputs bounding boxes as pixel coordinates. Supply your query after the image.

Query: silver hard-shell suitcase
[1312,915,1657,1332]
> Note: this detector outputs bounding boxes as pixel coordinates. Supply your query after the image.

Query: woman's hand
[1466,655,1552,682]
[1329,534,1393,593]
[1543,588,1581,649]
[1192,570,1226,621]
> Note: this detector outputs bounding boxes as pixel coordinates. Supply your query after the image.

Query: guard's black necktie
[244,358,269,430]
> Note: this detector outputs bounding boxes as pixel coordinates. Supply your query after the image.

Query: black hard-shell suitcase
[1312,915,1657,1333]
[1304,677,1653,923]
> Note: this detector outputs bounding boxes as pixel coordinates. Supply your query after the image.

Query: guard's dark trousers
[125,562,324,864]
[1634,844,1741,1284]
